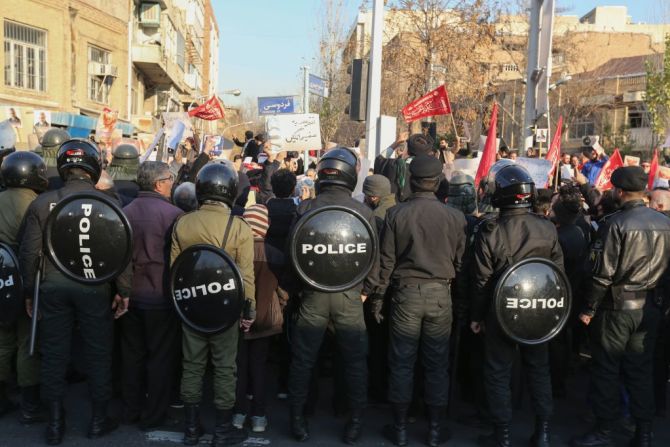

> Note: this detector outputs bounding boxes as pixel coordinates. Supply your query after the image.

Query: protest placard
[624,155,640,166]
[515,157,553,188]
[266,113,322,152]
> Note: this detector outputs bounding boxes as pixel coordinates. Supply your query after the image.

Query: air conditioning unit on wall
[88,62,118,77]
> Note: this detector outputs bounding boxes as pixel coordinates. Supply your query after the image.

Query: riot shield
[170,244,245,334]
[45,192,132,285]
[493,257,571,345]
[289,205,378,293]
[0,243,23,323]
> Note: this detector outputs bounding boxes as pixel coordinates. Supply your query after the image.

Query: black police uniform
[377,155,466,446]
[471,165,564,447]
[288,148,379,443]
[19,140,129,444]
[572,167,670,447]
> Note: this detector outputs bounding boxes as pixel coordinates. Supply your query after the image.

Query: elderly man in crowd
[120,162,184,430]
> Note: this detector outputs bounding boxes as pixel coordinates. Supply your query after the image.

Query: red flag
[648,148,659,190]
[545,116,563,169]
[594,149,624,190]
[188,95,225,120]
[544,116,563,187]
[475,103,499,188]
[402,85,452,123]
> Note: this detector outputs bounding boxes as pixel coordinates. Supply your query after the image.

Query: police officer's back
[170,163,255,447]
[106,143,140,201]
[470,164,563,447]
[375,155,466,447]
[289,147,378,444]
[572,167,670,447]
[0,151,47,424]
[19,139,128,444]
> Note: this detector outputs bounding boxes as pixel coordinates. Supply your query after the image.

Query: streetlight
[220,89,241,96]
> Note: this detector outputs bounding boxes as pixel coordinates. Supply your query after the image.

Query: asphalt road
[1,363,669,446]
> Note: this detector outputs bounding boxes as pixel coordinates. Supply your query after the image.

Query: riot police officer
[571,167,670,447]
[470,164,564,447]
[0,152,47,424]
[372,155,466,446]
[106,144,140,200]
[32,128,70,191]
[289,147,379,444]
[170,163,255,447]
[19,139,130,445]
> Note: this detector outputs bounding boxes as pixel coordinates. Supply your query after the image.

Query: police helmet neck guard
[317,147,358,191]
[196,163,238,207]
[491,164,536,209]
[1,151,48,192]
[56,139,103,183]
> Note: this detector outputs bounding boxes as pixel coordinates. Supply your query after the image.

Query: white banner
[451,155,482,180]
[266,113,321,152]
[515,157,553,188]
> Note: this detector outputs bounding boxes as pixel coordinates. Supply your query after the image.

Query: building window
[88,45,112,103]
[3,21,46,92]
[569,120,595,139]
[628,106,648,129]
[502,64,519,72]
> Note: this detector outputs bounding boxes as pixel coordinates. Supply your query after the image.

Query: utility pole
[364,0,384,162]
[523,0,555,156]
[302,65,310,166]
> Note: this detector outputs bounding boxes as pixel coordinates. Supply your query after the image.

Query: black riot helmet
[491,164,536,209]
[112,144,139,161]
[41,128,71,149]
[316,147,358,191]
[196,163,239,206]
[56,139,102,183]
[1,151,48,192]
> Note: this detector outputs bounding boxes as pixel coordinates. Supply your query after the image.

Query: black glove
[369,295,384,324]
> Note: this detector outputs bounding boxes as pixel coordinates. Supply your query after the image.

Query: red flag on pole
[402,85,452,123]
[545,116,563,170]
[545,116,563,186]
[475,103,499,188]
[648,148,659,190]
[188,95,225,120]
[593,148,624,190]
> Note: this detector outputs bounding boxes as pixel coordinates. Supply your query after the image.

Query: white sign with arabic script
[266,113,322,152]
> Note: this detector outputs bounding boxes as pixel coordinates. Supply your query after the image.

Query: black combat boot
[87,401,119,439]
[426,405,449,447]
[183,404,203,446]
[530,418,550,447]
[570,422,613,447]
[478,424,511,447]
[629,420,652,447]
[383,403,408,447]
[45,401,65,446]
[290,405,310,442]
[212,409,247,447]
[19,385,45,425]
[342,408,363,444]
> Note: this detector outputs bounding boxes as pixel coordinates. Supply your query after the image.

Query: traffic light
[345,59,369,122]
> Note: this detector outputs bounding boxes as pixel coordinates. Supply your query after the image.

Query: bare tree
[312,0,361,146]
[381,0,499,136]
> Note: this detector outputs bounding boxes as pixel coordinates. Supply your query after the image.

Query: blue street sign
[309,74,329,97]
[257,96,295,115]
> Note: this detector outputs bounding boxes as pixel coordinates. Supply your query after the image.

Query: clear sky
[214,0,666,108]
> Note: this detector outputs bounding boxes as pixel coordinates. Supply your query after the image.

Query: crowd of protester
[0,125,669,447]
